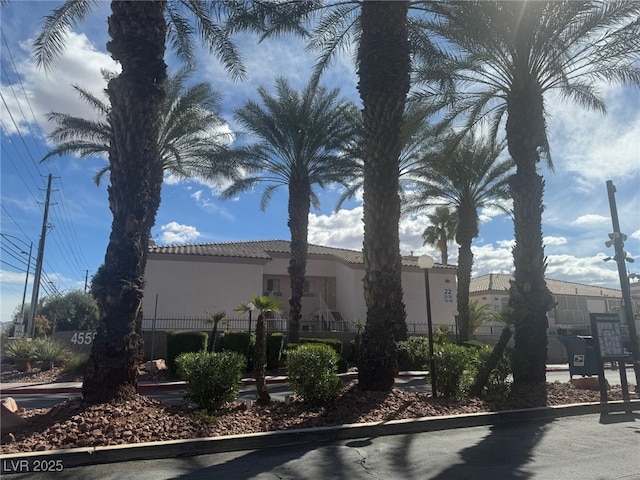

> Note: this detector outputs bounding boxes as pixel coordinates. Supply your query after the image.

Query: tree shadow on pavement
[425,418,554,480]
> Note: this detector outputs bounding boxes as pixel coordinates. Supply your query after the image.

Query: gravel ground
[1,366,637,454]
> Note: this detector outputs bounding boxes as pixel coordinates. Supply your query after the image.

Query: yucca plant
[33,337,72,371]
[4,338,37,372]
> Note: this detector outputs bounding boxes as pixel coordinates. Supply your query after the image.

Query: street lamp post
[248,302,255,334]
[418,254,437,397]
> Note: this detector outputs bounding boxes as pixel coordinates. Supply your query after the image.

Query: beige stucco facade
[142,240,458,333]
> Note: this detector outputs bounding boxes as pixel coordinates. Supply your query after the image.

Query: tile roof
[470,273,621,298]
[148,239,454,269]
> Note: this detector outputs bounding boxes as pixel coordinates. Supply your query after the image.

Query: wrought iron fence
[142,316,457,335]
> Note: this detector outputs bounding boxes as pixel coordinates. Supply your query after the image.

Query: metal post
[418,254,437,397]
[606,180,640,389]
[26,174,54,338]
[151,293,158,361]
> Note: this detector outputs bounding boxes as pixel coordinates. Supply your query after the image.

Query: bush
[299,337,343,356]
[33,337,72,370]
[61,353,88,378]
[220,331,255,370]
[434,343,477,398]
[4,338,36,371]
[396,336,431,371]
[166,331,208,375]
[176,351,246,413]
[476,344,512,395]
[266,333,285,370]
[286,344,342,407]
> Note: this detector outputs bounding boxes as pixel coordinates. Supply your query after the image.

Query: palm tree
[422,206,458,266]
[204,310,226,353]
[247,294,281,405]
[411,132,513,344]
[42,68,233,185]
[34,0,256,405]
[356,0,412,391]
[220,76,360,344]
[421,1,640,384]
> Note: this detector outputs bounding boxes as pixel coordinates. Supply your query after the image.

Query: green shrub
[434,343,478,398]
[33,337,72,370]
[166,331,208,375]
[299,337,343,356]
[266,333,285,370]
[176,350,246,413]
[336,357,349,374]
[4,338,36,371]
[61,353,88,378]
[475,345,512,395]
[286,344,342,407]
[396,336,431,371]
[220,331,255,370]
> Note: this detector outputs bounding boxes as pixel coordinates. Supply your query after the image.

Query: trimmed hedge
[286,344,342,407]
[220,331,255,370]
[176,351,246,413]
[166,331,208,375]
[299,337,343,356]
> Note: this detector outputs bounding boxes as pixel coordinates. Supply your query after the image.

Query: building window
[266,278,281,294]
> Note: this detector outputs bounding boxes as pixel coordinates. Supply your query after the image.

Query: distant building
[469,273,622,335]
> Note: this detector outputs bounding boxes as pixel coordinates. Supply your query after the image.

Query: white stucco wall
[144,256,265,318]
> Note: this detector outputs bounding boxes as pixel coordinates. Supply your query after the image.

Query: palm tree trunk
[470,325,512,397]
[83,0,167,405]
[254,313,270,405]
[506,86,554,385]
[357,0,410,391]
[455,205,477,344]
[287,179,311,344]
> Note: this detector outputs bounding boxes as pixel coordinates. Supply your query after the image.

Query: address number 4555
[70,332,97,345]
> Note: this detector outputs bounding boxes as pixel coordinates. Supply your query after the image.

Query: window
[266,279,281,293]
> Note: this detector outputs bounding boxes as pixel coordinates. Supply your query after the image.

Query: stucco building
[143,240,458,333]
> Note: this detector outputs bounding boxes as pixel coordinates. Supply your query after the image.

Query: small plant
[33,337,72,370]
[4,338,36,372]
[286,344,342,407]
[176,350,246,413]
[61,353,89,378]
[396,336,431,371]
[435,343,477,398]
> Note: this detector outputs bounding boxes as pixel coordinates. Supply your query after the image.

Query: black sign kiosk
[589,313,631,408]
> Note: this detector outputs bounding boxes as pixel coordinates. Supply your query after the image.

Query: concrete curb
[1,399,638,472]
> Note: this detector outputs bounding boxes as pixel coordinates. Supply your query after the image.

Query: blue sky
[1,1,639,323]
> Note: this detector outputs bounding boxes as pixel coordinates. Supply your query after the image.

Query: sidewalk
[0,366,571,396]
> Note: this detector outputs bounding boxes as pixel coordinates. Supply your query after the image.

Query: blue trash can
[558,335,598,378]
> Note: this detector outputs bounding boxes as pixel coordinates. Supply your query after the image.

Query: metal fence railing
[141,317,459,335]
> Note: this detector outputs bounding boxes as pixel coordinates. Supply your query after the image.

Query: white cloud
[543,236,568,246]
[572,214,609,226]
[159,222,200,244]
[1,32,119,138]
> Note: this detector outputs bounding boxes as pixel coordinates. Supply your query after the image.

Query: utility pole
[84,269,89,293]
[605,180,640,389]
[26,174,54,338]
[19,241,33,325]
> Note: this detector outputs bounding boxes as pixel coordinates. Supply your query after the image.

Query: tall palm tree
[34,0,255,405]
[411,132,513,344]
[247,294,281,405]
[421,1,640,384]
[42,68,233,185]
[356,0,412,391]
[220,76,360,344]
[422,206,458,266]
